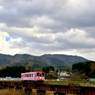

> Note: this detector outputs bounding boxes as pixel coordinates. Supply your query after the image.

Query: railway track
[0,79,95,95]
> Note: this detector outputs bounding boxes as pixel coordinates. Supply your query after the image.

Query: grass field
[44,80,95,87]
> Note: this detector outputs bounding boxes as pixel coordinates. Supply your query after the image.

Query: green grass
[44,80,90,85]
[1,80,95,87]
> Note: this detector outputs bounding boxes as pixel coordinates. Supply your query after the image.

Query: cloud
[0,31,24,55]
[0,0,95,61]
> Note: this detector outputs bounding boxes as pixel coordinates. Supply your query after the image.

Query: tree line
[0,65,55,78]
[0,66,29,77]
[72,61,95,78]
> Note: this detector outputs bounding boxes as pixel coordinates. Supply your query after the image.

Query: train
[21,71,45,82]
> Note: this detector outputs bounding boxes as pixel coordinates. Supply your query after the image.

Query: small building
[89,78,95,81]
[58,71,70,77]
[49,70,54,74]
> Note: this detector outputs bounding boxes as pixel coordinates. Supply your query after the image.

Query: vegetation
[42,66,58,79]
[0,59,94,81]
[45,80,86,85]
[46,73,58,79]
[0,53,88,69]
[72,61,95,78]
[10,59,48,69]
[0,65,57,79]
[70,71,88,81]
[0,66,30,77]
[0,89,55,95]
[0,57,11,65]
[0,89,25,95]
[42,66,54,74]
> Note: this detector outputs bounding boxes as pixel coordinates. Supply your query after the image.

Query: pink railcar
[21,72,45,81]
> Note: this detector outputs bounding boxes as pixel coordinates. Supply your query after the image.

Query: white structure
[58,71,70,77]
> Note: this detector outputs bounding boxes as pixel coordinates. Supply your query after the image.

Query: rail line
[0,80,95,95]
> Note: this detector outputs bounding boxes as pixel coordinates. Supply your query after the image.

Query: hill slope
[10,59,48,69]
[41,54,88,65]
[0,53,89,69]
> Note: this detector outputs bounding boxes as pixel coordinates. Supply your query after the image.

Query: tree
[72,61,95,78]
[4,65,9,69]
[47,73,57,79]
[0,66,29,77]
[80,73,88,80]
[70,71,81,81]
[42,66,54,74]
[56,69,58,74]
[36,68,42,72]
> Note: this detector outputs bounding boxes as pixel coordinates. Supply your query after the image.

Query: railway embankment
[0,80,95,95]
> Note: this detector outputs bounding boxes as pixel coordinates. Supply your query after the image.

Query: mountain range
[0,53,89,69]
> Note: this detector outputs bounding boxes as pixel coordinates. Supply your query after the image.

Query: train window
[42,73,44,76]
[25,74,31,77]
[28,74,31,77]
[37,73,39,76]
[32,74,33,77]
[25,75,28,77]
[40,74,41,76]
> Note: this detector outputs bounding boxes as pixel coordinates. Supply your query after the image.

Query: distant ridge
[0,53,89,69]
[41,54,88,65]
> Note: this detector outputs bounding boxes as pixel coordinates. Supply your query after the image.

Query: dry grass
[0,89,75,95]
[0,89,25,95]
[46,91,55,95]
[0,89,56,95]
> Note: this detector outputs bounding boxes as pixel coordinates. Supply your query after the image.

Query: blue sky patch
[6,37,10,41]
[6,36,20,41]
[12,37,19,39]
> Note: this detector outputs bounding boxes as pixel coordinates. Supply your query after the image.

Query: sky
[0,0,95,61]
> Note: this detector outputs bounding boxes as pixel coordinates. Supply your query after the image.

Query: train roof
[21,71,45,75]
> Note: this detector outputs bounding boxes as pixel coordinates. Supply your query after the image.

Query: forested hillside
[10,59,48,69]
[0,53,89,69]
[72,61,95,78]
[41,54,88,65]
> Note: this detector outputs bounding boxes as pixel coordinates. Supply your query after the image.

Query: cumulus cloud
[0,31,25,55]
[0,0,95,60]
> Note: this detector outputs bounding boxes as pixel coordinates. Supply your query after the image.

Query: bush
[46,74,57,79]
[0,84,3,89]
